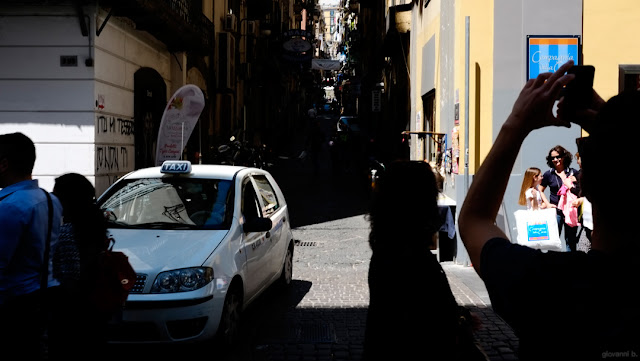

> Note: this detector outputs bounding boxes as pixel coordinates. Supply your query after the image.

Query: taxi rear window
[98,178,233,230]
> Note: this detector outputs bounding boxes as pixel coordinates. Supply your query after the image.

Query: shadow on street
[270,168,371,229]
[268,115,373,229]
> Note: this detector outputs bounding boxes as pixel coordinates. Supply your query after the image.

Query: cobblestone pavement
[238,206,593,361]
[228,214,521,361]
[443,263,519,361]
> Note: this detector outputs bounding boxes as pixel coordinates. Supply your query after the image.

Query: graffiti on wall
[95,114,136,188]
[97,115,135,138]
[96,145,130,172]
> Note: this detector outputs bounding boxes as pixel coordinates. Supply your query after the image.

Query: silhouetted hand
[557,88,605,134]
[504,60,576,136]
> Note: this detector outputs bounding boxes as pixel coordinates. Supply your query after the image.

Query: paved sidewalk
[443,263,519,360]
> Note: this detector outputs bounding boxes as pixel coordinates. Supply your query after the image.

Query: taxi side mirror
[243,217,272,233]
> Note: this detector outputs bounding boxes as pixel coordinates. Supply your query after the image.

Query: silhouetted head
[0,132,36,187]
[368,160,440,249]
[580,90,640,228]
[53,173,96,220]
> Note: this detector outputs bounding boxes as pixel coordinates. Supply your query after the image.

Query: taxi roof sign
[161,160,192,174]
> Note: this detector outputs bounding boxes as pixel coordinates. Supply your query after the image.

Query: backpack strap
[106,236,115,252]
[40,189,53,291]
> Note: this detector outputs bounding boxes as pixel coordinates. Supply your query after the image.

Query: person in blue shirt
[459,61,640,360]
[0,132,63,360]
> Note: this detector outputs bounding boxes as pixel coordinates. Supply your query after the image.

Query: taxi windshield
[98,178,233,230]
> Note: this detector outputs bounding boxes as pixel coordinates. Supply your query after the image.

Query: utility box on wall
[224,14,237,32]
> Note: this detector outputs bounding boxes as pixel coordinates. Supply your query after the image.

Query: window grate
[289,322,337,343]
[295,241,317,247]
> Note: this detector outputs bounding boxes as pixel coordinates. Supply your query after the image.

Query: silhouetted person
[459,60,640,360]
[306,119,325,175]
[364,160,485,361]
[48,173,110,361]
[0,132,63,360]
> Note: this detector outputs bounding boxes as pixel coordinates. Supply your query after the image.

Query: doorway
[619,65,640,93]
[134,68,166,169]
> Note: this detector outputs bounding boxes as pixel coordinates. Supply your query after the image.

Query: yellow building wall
[455,0,494,175]
[203,0,213,22]
[214,1,227,28]
[425,3,440,131]
[412,1,440,161]
[583,0,640,102]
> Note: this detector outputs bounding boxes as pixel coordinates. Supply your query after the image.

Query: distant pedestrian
[518,167,545,210]
[306,119,325,175]
[539,145,580,251]
[0,132,63,360]
[364,160,486,361]
[307,106,317,119]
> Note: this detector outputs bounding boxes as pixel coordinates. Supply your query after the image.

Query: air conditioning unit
[247,21,256,36]
[224,14,237,32]
[217,32,236,90]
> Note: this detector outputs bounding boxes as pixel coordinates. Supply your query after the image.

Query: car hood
[106,229,229,273]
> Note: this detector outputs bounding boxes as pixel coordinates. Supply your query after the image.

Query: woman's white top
[525,187,543,210]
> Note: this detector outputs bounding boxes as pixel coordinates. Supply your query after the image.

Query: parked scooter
[214,136,242,165]
[214,136,266,168]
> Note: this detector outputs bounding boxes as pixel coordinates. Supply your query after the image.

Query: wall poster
[526,35,581,80]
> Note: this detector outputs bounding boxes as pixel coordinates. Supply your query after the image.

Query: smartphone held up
[562,65,595,111]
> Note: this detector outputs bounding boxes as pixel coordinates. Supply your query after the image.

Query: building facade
[0,1,215,194]
[0,0,321,195]
[399,0,640,263]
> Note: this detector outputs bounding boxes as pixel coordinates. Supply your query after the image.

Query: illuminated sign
[161,161,192,174]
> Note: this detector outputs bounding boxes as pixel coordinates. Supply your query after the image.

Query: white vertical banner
[155,85,205,166]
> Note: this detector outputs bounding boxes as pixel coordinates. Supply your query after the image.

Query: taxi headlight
[150,267,213,293]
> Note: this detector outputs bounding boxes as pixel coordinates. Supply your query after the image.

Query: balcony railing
[101,0,214,54]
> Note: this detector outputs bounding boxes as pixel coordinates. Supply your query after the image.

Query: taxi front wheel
[216,284,242,347]
[278,245,294,287]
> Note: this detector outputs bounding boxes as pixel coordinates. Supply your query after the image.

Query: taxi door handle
[266,231,271,239]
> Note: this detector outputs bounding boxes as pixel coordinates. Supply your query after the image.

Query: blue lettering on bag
[527,222,550,241]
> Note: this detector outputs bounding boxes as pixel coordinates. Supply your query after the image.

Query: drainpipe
[459,16,471,267]
[464,16,470,193]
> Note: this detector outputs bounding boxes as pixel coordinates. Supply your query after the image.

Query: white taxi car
[97,160,294,344]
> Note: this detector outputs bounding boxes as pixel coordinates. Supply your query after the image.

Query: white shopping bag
[514,208,563,252]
